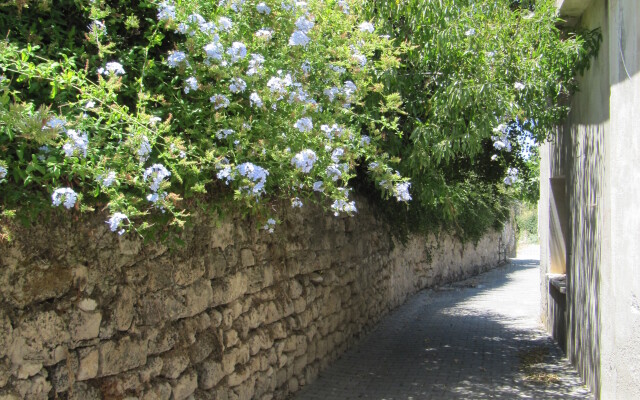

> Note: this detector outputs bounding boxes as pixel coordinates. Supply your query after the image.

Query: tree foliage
[0,0,599,242]
[361,0,600,240]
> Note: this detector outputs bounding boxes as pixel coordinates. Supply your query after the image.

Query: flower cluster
[62,129,89,158]
[294,117,313,133]
[51,188,78,209]
[491,124,512,152]
[107,212,128,235]
[98,61,125,76]
[504,167,518,186]
[394,182,412,202]
[144,164,171,208]
[236,162,269,195]
[331,198,357,216]
[291,149,317,173]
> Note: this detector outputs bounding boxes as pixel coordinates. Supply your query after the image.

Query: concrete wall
[0,196,513,400]
[541,0,640,397]
[602,0,640,398]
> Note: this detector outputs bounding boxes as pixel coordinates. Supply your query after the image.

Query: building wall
[0,196,513,400]
[602,0,640,398]
[542,0,640,397]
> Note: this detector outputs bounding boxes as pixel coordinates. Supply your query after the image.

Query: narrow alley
[295,246,592,399]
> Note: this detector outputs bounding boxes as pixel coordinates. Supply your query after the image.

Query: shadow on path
[294,246,592,399]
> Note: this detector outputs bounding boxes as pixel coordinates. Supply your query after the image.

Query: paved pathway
[295,245,592,399]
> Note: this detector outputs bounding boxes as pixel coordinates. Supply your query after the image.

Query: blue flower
[226,42,247,63]
[256,2,271,14]
[184,76,198,94]
[229,77,247,93]
[138,136,152,162]
[52,188,78,209]
[331,199,357,216]
[62,130,89,158]
[157,1,176,20]
[236,162,269,195]
[250,92,263,107]
[98,61,125,76]
[100,171,117,187]
[210,94,231,110]
[143,164,171,192]
[289,31,310,47]
[394,182,412,202]
[167,51,188,68]
[107,212,128,234]
[291,149,317,173]
[294,117,313,133]
[358,21,374,33]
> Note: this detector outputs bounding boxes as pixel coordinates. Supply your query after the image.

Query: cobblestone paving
[295,245,592,399]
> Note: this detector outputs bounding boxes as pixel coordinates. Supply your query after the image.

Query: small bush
[516,203,538,243]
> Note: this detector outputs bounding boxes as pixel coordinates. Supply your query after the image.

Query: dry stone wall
[0,197,514,400]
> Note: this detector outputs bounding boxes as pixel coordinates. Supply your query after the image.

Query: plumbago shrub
[0,0,409,239]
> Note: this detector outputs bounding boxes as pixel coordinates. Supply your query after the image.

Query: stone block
[268,322,287,340]
[209,309,223,327]
[0,311,12,359]
[139,356,163,383]
[77,348,99,381]
[293,354,307,376]
[206,248,228,279]
[50,353,78,393]
[189,330,222,364]
[210,220,235,249]
[240,248,255,267]
[248,330,271,356]
[78,298,97,312]
[13,375,52,400]
[97,336,148,377]
[212,272,248,307]
[173,257,206,287]
[145,257,174,292]
[5,264,72,308]
[114,286,135,331]
[222,300,243,328]
[70,310,102,342]
[263,302,281,325]
[69,381,101,400]
[227,365,251,387]
[142,382,171,400]
[197,359,226,389]
[246,265,275,293]
[221,344,250,375]
[140,279,213,325]
[289,280,303,299]
[220,245,237,269]
[9,310,70,369]
[160,349,190,379]
[147,327,179,355]
[287,377,299,393]
[224,329,240,349]
[171,369,198,400]
[234,375,256,400]
[293,297,306,314]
